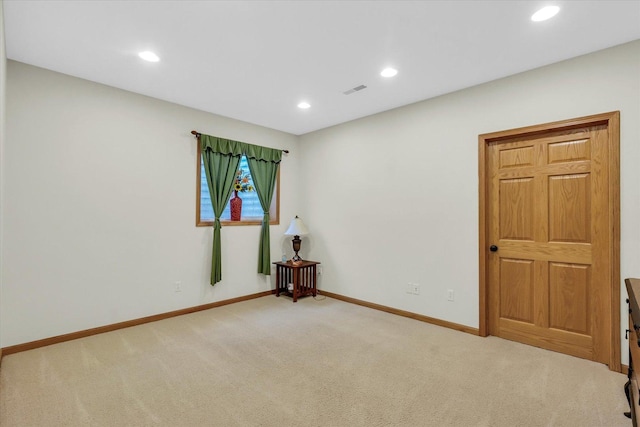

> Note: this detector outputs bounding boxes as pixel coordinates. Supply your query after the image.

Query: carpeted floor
[0,295,630,426]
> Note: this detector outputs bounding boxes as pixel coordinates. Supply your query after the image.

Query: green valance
[200,135,244,156]
[244,143,282,163]
[200,134,282,163]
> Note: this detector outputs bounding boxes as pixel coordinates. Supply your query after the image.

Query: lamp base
[291,235,303,262]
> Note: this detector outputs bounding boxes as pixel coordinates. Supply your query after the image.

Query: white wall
[3,40,639,368]
[0,0,7,352]
[299,40,640,365]
[1,61,300,347]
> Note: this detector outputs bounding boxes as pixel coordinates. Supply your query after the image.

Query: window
[196,148,279,226]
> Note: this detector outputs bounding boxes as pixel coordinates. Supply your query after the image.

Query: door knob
[490,245,498,252]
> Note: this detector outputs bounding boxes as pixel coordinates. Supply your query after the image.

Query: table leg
[312,265,317,297]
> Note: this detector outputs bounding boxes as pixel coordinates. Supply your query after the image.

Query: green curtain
[246,145,282,275]
[200,135,242,285]
[199,133,283,282]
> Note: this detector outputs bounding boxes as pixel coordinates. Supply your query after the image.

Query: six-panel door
[488,125,611,363]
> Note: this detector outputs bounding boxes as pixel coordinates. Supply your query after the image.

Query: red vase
[230,191,242,221]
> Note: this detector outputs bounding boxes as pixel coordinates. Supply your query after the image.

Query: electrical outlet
[406,283,420,295]
[317,266,323,275]
[174,281,182,292]
[447,289,454,301]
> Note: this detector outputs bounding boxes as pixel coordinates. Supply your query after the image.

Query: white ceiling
[3,1,640,135]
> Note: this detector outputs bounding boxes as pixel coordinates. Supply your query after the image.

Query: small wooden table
[273,260,320,302]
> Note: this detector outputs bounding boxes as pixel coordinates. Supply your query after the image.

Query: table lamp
[284,216,309,262]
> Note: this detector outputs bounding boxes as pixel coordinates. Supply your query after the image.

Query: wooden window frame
[196,143,280,227]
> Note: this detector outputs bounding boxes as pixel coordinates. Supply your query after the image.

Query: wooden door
[479,112,620,370]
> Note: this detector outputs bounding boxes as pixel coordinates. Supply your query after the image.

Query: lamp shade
[284,216,309,236]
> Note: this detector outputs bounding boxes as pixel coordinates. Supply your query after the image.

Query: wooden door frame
[478,111,621,372]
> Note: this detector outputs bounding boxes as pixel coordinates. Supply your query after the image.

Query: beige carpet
[0,295,629,426]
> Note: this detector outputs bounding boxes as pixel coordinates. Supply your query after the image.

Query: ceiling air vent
[343,84,367,95]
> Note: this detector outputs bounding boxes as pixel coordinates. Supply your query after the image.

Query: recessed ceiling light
[297,102,311,109]
[138,51,160,62]
[531,6,560,22]
[380,67,398,78]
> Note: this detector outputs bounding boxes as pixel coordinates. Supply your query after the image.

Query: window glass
[197,154,278,226]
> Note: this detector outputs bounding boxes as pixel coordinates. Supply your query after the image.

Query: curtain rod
[191,130,289,154]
